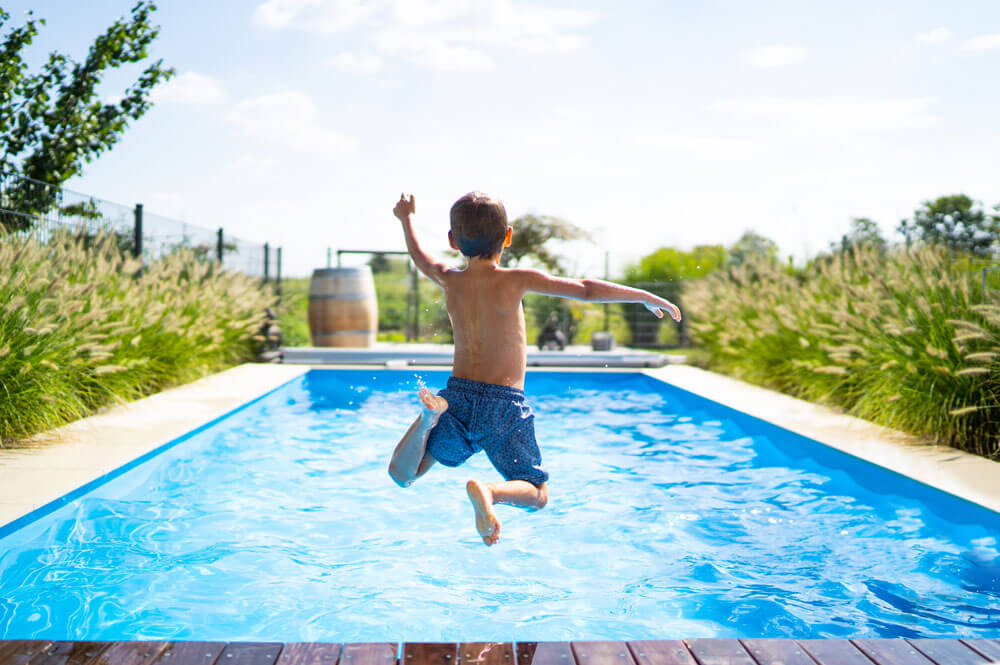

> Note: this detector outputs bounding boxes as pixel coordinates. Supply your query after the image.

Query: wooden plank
[276,645,342,665]
[339,644,396,665]
[217,644,283,665]
[907,641,986,665]
[685,640,756,665]
[740,640,816,665]
[853,640,935,665]
[402,644,455,665]
[31,642,110,665]
[0,642,53,665]
[798,640,875,665]
[158,643,227,665]
[459,643,513,665]
[91,642,169,665]
[959,642,1000,663]
[628,642,697,665]
[571,643,636,665]
[517,642,575,665]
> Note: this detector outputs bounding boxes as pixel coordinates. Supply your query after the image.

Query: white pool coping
[0,364,308,532]
[645,365,1000,514]
[1,362,998,535]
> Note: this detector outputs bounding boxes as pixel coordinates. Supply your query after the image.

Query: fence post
[327,247,332,268]
[412,262,420,341]
[276,247,283,301]
[133,204,143,259]
[216,228,224,262]
[263,242,270,283]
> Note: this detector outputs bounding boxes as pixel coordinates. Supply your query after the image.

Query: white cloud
[374,30,493,70]
[916,27,952,45]
[327,51,384,73]
[253,0,372,32]
[252,0,596,71]
[226,91,354,153]
[962,32,1000,52]
[710,96,937,136]
[152,72,226,105]
[635,134,765,161]
[741,45,807,68]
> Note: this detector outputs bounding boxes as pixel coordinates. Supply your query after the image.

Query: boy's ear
[503,226,512,248]
[448,230,460,251]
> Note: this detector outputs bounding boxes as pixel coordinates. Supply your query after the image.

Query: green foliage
[624,244,728,285]
[837,217,887,254]
[275,277,311,347]
[898,194,999,257]
[0,228,274,444]
[501,214,590,274]
[622,244,726,347]
[0,3,173,229]
[728,230,779,267]
[686,245,1000,459]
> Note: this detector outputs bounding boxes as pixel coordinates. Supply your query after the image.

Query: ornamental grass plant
[0,229,275,444]
[685,245,1000,459]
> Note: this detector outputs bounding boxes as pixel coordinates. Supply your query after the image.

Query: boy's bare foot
[466,479,500,546]
[419,387,447,429]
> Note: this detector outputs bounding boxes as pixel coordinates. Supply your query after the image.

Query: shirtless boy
[387,192,681,546]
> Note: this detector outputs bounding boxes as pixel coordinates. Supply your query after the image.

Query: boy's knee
[535,482,548,509]
[388,463,412,488]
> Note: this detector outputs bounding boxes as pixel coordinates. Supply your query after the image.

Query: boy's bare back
[393,191,680,392]
[440,261,533,389]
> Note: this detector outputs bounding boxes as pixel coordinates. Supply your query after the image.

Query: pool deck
[280,343,681,368]
[0,639,998,665]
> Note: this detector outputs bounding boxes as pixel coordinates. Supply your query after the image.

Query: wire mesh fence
[0,172,277,282]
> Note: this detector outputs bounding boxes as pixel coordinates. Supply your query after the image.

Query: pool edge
[0,363,308,537]
[644,364,1000,514]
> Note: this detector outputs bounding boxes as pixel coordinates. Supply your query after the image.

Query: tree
[501,214,591,274]
[622,244,727,346]
[897,194,998,256]
[835,217,887,254]
[728,230,779,267]
[624,245,728,285]
[0,3,173,230]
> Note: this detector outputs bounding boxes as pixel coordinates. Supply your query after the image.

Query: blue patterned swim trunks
[425,376,549,486]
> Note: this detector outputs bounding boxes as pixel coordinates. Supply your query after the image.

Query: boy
[387,192,681,546]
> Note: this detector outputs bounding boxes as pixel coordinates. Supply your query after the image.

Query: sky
[5,0,1000,277]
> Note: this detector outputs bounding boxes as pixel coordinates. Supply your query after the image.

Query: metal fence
[0,172,279,282]
[329,249,684,348]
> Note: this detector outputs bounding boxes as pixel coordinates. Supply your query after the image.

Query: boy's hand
[393,193,416,222]
[644,297,682,322]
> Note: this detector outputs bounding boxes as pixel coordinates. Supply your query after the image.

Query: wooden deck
[1,640,999,665]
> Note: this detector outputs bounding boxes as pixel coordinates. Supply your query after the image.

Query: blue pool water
[1,369,999,642]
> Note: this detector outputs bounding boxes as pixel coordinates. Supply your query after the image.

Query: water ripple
[1,370,999,641]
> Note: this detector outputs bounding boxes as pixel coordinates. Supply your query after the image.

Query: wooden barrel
[307,266,378,347]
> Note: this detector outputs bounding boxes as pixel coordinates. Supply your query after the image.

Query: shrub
[0,229,274,443]
[685,245,1000,459]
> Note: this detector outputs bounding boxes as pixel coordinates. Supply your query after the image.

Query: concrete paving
[281,343,684,368]
[0,364,307,531]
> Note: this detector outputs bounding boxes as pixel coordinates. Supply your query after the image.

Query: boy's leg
[466,479,548,546]
[388,388,447,487]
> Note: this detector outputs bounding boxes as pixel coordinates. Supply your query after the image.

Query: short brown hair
[450,191,508,258]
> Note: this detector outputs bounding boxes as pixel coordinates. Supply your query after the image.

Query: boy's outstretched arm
[393,193,449,286]
[516,270,682,321]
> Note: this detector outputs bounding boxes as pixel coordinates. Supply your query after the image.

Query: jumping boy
[388,192,681,546]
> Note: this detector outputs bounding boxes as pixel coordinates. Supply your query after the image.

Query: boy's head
[449,191,509,259]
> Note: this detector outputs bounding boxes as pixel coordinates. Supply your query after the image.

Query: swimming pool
[0,369,998,642]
